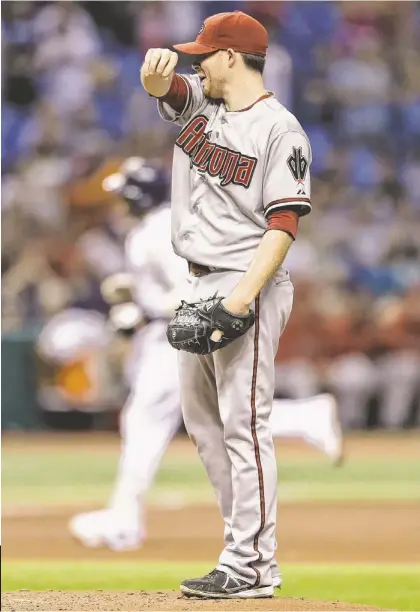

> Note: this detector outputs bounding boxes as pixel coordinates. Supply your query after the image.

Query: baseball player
[69,158,342,554]
[69,158,186,550]
[141,11,314,599]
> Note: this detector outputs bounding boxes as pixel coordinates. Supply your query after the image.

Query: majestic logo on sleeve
[287,146,308,195]
[175,115,257,189]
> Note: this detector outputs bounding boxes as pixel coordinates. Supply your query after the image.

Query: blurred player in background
[68,157,186,550]
[68,158,343,552]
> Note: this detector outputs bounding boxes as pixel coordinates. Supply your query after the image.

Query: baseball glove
[166,294,255,355]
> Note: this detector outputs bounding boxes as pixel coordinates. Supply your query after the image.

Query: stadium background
[2,1,420,610]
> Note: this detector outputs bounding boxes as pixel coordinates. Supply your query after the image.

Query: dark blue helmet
[102,157,169,214]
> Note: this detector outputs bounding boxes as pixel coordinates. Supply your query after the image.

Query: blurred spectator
[136,2,171,52]
[328,34,392,141]
[401,149,420,207]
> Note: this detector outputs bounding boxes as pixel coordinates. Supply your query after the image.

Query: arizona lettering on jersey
[175,115,257,188]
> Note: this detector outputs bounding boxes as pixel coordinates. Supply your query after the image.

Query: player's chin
[205,86,220,99]
[199,79,213,97]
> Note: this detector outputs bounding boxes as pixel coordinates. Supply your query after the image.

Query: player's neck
[222,72,267,112]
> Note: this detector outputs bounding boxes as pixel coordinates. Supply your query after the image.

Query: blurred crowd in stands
[2,1,419,428]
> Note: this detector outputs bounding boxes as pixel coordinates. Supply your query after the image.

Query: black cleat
[180,568,274,599]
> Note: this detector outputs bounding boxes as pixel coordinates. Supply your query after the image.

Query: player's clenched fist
[140,48,178,98]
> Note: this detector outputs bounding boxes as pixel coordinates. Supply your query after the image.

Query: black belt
[188,262,217,276]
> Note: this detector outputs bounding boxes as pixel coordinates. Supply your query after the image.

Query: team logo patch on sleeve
[287,147,308,194]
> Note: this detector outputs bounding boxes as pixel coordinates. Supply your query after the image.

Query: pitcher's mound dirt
[1,591,385,611]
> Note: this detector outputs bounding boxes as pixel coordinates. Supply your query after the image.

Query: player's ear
[226,48,236,68]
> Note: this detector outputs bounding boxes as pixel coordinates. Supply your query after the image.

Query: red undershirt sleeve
[266,210,299,240]
[157,74,189,114]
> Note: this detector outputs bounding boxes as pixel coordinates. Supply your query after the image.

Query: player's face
[192,51,226,98]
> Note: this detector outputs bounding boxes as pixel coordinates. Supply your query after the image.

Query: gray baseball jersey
[158,73,312,274]
[156,74,311,588]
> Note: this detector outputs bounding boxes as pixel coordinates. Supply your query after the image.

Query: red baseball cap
[173,11,268,57]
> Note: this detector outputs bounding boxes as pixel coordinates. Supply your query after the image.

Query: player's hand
[100,273,134,305]
[140,48,178,98]
[210,298,250,342]
[221,297,250,317]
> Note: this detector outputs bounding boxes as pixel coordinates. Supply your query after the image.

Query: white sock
[270,394,333,452]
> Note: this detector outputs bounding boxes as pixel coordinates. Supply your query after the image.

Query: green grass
[3,561,420,610]
[3,445,420,508]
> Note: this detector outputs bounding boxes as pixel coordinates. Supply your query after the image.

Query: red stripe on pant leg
[248,295,266,587]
